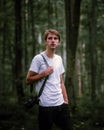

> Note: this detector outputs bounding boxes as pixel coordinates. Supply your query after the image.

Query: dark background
[0,0,104,129]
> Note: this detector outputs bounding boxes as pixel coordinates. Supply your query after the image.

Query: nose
[52,38,55,42]
[52,38,54,42]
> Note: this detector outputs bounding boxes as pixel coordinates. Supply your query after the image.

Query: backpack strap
[30,54,49,97]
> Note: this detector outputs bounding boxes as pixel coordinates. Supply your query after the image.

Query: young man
[26,29,71,130]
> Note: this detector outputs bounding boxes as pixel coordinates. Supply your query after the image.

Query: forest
[0,0,104,130]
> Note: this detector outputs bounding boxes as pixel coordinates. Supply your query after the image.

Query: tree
[64,0,82,111]
[14,0,24,103]
[88,0,97,100]
[0,0,6,92]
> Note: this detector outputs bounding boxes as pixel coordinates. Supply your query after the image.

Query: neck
[45,49,55,58]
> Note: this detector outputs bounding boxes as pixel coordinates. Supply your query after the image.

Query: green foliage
[0,95,39,130]
[73,95,104,129]
[0,0,104,129]
[0,94,104,130]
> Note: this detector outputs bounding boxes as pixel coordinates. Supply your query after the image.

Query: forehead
[47,33,58,37]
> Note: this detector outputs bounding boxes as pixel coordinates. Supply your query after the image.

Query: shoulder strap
[41,54,49,67]
[30,54,49,97]
[38,54,49,97]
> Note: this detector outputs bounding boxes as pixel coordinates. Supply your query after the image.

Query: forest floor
[0,95,104,130]
[0,104,104,130]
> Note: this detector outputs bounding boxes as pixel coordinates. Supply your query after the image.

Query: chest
[40,57,61,72]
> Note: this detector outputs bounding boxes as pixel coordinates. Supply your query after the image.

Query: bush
[0,95,39,130]
[73,95,104,129]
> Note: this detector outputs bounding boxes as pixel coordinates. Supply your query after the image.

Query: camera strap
[30,54,49,97]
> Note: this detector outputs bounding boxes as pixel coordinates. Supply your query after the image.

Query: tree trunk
[29,0,36,56]
[23,0,28,72]
[47,0,53,28]
[89,0,97,100]
[0,0,6,93]
[64,0,81,112]
[14,0,24,103]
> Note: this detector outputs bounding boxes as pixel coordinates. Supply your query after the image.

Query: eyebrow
[47,36,58,39]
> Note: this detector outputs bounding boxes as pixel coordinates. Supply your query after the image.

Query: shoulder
[32,53,43,63]
[55,54,62,61]
[34,54,42,59]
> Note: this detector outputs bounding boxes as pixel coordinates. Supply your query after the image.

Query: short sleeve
[29,54,41,73]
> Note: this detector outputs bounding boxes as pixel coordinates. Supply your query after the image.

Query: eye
[48,37,52,40]
[47,36,58,40]
[54,37,58,40]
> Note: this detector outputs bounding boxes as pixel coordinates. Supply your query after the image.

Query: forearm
[26,66,53,85]
[26,71,45,85]
[60,75,69,104]
[61,83,69,104]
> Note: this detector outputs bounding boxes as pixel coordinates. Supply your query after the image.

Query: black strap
[41,54,49,67]
[38,75,49,97]
[30,54,49,97]
[38,54,49,97]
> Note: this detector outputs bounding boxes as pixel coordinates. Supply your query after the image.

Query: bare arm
[60,75,69,104]
[26,66,53,85]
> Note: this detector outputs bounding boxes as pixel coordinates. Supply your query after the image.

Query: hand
[44,66,53,76]
[64,101,69,104]
[64,98,69,104]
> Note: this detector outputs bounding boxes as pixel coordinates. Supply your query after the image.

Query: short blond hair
[44,29,60,41]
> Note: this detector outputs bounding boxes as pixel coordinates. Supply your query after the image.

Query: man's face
[45,33,60,50]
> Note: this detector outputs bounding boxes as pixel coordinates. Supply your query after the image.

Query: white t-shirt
[29,51,65,107]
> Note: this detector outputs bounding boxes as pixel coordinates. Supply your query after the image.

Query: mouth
[51,43,56,46]
[50,44,56,48]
